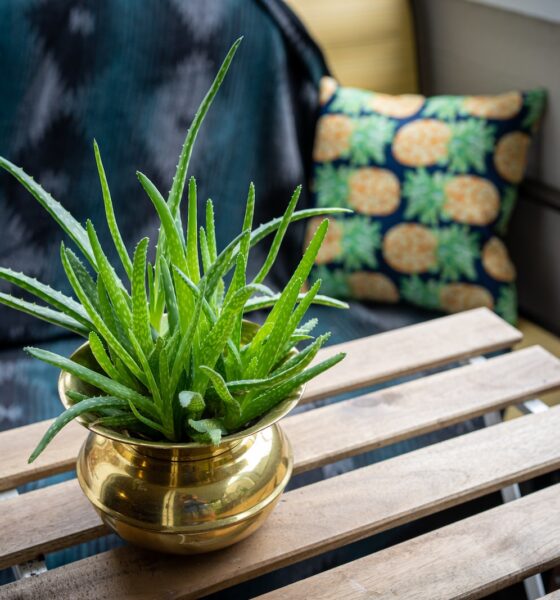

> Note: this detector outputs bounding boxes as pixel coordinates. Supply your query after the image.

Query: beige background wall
[413,0,560,191]
[414,0,560,333]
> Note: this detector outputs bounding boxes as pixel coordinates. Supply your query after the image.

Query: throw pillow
[307,77,546,323]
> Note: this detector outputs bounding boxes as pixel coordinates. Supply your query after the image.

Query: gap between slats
[2,398,560,599]
[0,308,521,492]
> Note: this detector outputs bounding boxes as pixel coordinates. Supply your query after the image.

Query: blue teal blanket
[0,0,468,588]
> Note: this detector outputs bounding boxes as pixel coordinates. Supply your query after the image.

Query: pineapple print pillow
[306,77,546,324]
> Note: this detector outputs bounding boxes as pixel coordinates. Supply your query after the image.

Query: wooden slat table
[2,307,560,599]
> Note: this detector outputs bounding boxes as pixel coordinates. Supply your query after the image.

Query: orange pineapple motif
[319,76,338,105]
[369,93,425,118]
[443,176,500,226]
[494,131,531,184]
[348,168,401,216]
[305,217,343,264]
[440,284,494,313]
[348,272,399,303]
[383,224,437,273]
[482,237,516,282]
[392,120,452,166]
[463,92,523,119]
[313,114,353,162]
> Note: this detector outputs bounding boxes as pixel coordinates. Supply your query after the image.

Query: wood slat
[541,591,560,600]
[0,308,521,492]
[2,345,556,570]
[0,419,84,492]
[287,345,560,473]
[301,308,521,403]
[3,404,560,600]
[258,484,560,600]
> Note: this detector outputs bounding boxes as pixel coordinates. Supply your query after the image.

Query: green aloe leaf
[29,396,129,462]
[64,247,100,312]
[243,293,348,312]
[61,244,143,382]
[186,177,200,283]
[247,220,329,375]
[201,228,251,300]
[0,292,89,337]
[179,391,205,421]
[0,267,90,326]
[228,334,328,396]
[196,284,260,391]
[66,390,88,404]
[167,38,242,217]
[245,207,352,258]
[253,185,300,284]
[158,344,171,409]
[138,172,188,274]
[199,227,212,275]
[159,259,179,334]
[126,400,167,437]
[0,39,349,450]
[235,352,345,427]
[297,318,318,335]
[205,199,218,261]
[89,332,121,381]
[199,365,240,419]
[131,238,153,355]
[216,207,353,286]
[86,220,131,327]
[25,346,157,419]
[96,278,127,350]
[188,418,226,445]
[169,278,207,392]
[93,140,133,278]
[0,156,94,265]
[272,332,330,375]
[91,413,147,432]
[280,280,322,356]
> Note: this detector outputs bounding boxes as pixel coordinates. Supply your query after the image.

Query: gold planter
[60,331,301,554]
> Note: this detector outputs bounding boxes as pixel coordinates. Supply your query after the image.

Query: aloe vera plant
[0,39,348,462]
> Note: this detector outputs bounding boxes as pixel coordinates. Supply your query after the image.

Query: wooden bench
[2,307,560,598]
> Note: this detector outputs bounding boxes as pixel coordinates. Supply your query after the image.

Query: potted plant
[0,39,348,554]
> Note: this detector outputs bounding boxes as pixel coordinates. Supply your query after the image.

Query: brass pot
[59,327,301,554]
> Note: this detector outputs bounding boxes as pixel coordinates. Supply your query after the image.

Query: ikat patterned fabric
[0,0,328,581]
[307,77,546,323]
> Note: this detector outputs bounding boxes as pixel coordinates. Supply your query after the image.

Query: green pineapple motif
[314,164,350,208]
[312,265,350,298]
[401,276,442,310]
[522,89,546,129]
[495,285,517,324]
[442,119,496,173]
[330,87,373,115]
[349,115,397,165]
[447,119,495,173]
[495,186,517,236]
[340,216,381,270]
[403,169,451,225]
[423,96,466,120]
[435,224,480,281]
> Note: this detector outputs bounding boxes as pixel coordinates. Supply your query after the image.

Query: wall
[413,0,560,333]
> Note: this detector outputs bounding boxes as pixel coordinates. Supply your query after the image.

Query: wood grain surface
[258,484,560,599]
[3,405,559,599]
[2,345,557,570]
